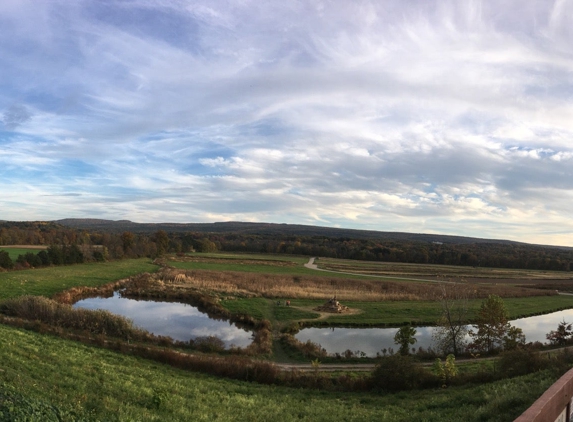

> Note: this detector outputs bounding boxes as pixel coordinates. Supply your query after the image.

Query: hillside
[56,218,524,246]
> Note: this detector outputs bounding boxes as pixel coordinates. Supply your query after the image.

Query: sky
[1,0,573,246]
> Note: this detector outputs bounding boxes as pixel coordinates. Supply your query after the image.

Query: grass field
[0,258,158,300]
[222,297,321,322]
[165,253,409,279]
[0,323,560,421]
[316,257,573,281]
[221,295,573,327]
[0,246,47,261]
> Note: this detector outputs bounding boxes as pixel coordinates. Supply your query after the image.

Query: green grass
[221,295,573,327]
[0,247,46,261]
[273,305,320,322]
[324,296,573,326]
[0,323,561,421]
[504,295,573,318]
[168,253,395,279]
[199,252,311,264]
[221,297,272,320]
[221,298,321,323]
[169,259,320,276]
[0,258,158,300]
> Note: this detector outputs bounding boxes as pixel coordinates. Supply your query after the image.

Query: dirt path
[275,362,376,372]
[305,258,573,297]
[304,257,447,283]
[292,304,361,321]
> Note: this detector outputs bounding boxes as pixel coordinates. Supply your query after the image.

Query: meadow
[0,258,158,300]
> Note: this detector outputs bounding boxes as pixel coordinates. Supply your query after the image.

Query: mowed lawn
[0,258,158,300]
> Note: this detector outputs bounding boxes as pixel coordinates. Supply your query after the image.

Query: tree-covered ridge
[0,221,572,271]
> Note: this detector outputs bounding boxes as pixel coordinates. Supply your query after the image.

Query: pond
[295,308,573,357]
[73,293,253,349]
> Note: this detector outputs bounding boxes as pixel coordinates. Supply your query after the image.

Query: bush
[193,336,225,353]
[498,348,549,377]
[0,250,13,269]
[280,334,327,359]
[370,355,436,391]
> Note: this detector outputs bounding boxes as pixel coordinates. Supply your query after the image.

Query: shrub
[280,334,327,359]
[0,296,138,339]
[498,348,549,377]
[193,336,225,353]
[0,250,14,269]
[370,355,436,391]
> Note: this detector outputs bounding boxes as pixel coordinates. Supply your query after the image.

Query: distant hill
[55,218,528,246]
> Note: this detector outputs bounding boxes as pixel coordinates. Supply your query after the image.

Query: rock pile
[313,296,349,313]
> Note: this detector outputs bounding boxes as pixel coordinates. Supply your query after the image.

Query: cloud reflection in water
[73,293,253,348]
[296,310,573,357]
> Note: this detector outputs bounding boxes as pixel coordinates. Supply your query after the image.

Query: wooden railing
[515,367,573,422]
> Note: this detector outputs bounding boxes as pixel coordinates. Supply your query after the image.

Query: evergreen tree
[0,250,14,269]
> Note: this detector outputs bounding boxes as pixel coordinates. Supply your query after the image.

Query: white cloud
[1,0,573,245]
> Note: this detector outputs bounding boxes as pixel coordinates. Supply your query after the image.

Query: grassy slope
[0,258,158,300]
[0,324,559,421]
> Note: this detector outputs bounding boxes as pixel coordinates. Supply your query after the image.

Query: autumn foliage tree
[469,295,511,353]
[546,319,573,346]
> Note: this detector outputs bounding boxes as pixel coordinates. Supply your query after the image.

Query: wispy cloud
[1,0,573,245]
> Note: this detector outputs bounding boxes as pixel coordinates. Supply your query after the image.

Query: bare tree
[432,282,471,356]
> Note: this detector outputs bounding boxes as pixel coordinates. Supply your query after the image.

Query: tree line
[0,221,572,271]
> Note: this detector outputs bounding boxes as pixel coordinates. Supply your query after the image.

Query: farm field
[0,323,560,421]
[0,245,47,261]
[0,258,158,300]
[165,253,350,277]
[315,257,573,281]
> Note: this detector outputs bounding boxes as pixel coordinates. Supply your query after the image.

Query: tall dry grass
[0,296,139,339]
[153,268,549,301]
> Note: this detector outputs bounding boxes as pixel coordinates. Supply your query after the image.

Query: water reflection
[296,309,573,357]
[511,309,573,344]
[73,293,253,348]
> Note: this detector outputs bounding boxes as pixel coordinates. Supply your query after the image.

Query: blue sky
[1,0,573,246]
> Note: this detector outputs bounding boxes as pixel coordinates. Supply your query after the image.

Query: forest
[0,220,572,271]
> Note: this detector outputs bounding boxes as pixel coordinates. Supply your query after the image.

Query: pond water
[73,293,253,348]
[295,308,573,357]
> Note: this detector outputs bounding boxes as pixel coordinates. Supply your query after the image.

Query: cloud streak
[1,0,573,245]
